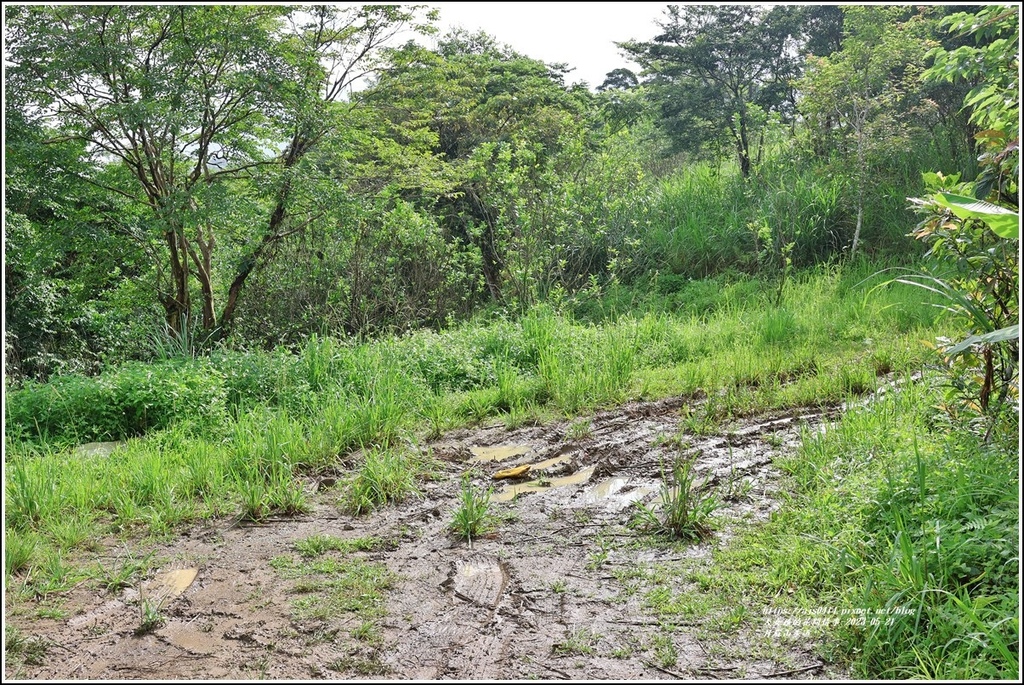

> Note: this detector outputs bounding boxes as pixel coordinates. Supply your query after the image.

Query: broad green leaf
[935,192,1019,239]
[946,325,1020,357]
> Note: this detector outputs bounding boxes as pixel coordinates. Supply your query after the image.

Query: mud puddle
[5,397,850,680]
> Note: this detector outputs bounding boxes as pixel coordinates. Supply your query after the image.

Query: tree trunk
[163,224,191,337]
[850,108,866,257]
[467,187,504,301]
[216,143,303,340]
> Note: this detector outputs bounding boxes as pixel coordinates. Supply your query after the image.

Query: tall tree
[799,6,938,256]
[4,4,433,341]
[358,31,591,303]
[620,4,803,177]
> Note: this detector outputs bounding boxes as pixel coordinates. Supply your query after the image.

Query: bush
[5,359,229,442]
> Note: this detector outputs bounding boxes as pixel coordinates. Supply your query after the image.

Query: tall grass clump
[768,376,1019,679]
[341,445,424,515]
[631,454,721,542]
[449,475,493,545]
[632,162,752,279]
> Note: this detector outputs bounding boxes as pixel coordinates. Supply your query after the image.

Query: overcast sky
[427,2,672,90]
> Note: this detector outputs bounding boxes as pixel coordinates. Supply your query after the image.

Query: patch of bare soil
[5,398,853,681]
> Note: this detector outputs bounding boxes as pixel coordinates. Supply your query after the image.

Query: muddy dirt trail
[5,397,852,681]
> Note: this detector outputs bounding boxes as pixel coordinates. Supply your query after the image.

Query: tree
[4,4,433,341]
[4,96,156,378]
[798,6,939,256]
[905,4,1019,428]
[358,31,592,304]
[926,4,1020,205]
[620,5,803,177]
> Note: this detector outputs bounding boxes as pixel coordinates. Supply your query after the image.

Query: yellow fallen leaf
[492,464,531,480]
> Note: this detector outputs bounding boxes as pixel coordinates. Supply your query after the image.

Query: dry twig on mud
[763,663,823,678]
[642,659,687,679]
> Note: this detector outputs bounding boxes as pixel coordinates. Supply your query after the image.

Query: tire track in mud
[377,400,841,679]
[6,396,851,680]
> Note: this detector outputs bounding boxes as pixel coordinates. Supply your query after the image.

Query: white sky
[427,2,672,89]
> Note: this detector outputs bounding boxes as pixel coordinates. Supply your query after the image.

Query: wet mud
[5,397,851,680]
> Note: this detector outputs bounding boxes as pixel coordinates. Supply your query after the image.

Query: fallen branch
[535,661,572,680]
[695,665,738,672]
[763,663,823,678]
[642,660,687,679]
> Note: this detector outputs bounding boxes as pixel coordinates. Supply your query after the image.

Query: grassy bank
[5,257,1018,678]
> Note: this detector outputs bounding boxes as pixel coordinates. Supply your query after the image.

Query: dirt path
[5,398,852,680]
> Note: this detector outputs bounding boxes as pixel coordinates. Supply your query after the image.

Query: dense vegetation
[4,4,1018,679]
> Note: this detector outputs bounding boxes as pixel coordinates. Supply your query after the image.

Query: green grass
[619,373,1018,680]
[271,551,397,625]
[293,534,384,558]
[449,476,493,544]
[5,260,944,546]
[630,455,721,542]
[341,445,426,515]
[5,626,50,667]
[553,626,601,656]
[7,256,1000,679]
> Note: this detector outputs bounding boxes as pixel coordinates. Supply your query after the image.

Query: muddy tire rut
[5,397,851,680]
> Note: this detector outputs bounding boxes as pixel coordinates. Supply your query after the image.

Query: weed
[135,596,165,635]
[27,551,84,598]
[293,534,372,558]
[281,554,396,625]
[586,537,612,570]
[327,650,390,676]
[237,479,271,522]
[680,401,720,436]
[4,626,49,666]
[351,621,382,645]
[553,626,600,656]
[342,446,422,515]
[611,645,633,659]
[550,579,568,594]
[571,509,592,525]
[93,549,154,593]
[713,604,749,633]
[631,455,721,542]
[449,475,492,544]
[649,632,678,668]
[4,529,37,579]
[295,534,344,558]
[46,516,100,553]
[418,398,454,440]
[566,418,593,441]
[722,465,754,503]
[34,602,68,620]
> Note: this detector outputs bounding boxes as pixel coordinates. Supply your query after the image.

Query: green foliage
[620,5,803,176]
[631,455,721,542]
[5,4,436,344]
[901,7,1020,428]
[341,446,423,516]
[926,6,1020,139]
[5,359,229,442]
[798,5,941,255]
[449,475,493,544]
[790,385,1018,678]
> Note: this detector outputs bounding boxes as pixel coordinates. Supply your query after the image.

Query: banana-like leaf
[935,192,1019,239]
[946,324,1019,357]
